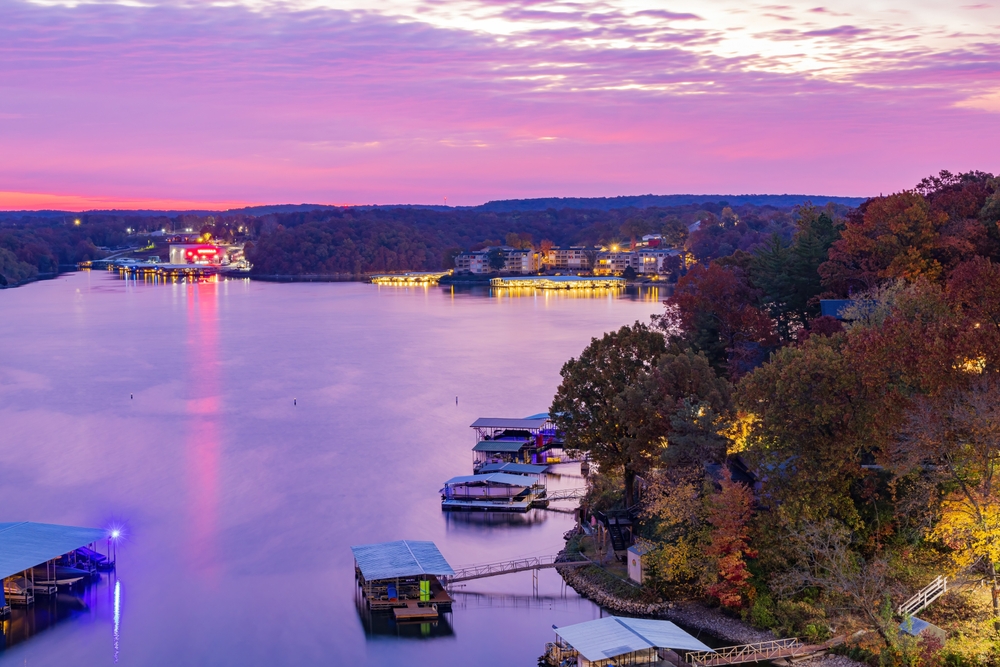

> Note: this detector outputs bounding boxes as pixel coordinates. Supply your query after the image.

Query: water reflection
[0,576,114,653]
[185,282,222,569]
[354,588,455,640]
[443,510,549,530]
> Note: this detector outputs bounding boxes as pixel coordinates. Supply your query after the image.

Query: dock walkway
[685,637,845,666]
[444,554,591,584]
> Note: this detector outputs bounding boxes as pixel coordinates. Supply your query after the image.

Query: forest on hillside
[551,170,1000,666]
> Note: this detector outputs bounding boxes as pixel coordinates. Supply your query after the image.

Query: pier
[370,270,452,285]
[351,540,455,621]
[489,276,626,289]
[443,553,590,584]
[1,522,111,613]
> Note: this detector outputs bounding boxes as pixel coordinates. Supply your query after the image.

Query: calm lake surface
[0,271,662,666]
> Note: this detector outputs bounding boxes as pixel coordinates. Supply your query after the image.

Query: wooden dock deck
[392,600,441,621]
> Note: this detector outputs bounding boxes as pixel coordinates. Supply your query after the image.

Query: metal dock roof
[472,440,529,452]
[0,522,107,580]
[470,418,548,429]
[444,473,535,487]
[477,462,549,475]
[350,540,454,581]
[554,616,713,662]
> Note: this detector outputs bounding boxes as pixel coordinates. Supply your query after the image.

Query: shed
[0,522,107,580]
[553,616,713,667]
[901,617,947,644]
[627,541,655,584]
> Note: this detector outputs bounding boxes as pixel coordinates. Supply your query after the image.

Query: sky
[1,0,999,209]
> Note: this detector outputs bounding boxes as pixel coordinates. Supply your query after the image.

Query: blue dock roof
[444,473,535,487]
[470,417,548,429]
[478,462,549,475]
[472,440,529,452]
[0,522,107,580]
[555,617,713,663]
[350,540,454,581]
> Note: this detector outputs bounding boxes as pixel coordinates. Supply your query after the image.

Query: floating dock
[351,540,454,620]
[370,271,452,285]
[489,275,625,289]
[0,522,112,612]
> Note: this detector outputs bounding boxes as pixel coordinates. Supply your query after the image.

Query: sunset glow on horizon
[2,0,999,210]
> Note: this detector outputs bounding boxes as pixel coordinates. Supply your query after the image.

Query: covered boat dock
[546,616,714,667]
[441,472,546,512]
[1,522,109,615]
[351,540,455,621]
[470,415,565,468]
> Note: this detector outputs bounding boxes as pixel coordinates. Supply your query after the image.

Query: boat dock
[489,275,625,290]
[370,270,452,285]
[1,522,113,614]
[351,540,455,621]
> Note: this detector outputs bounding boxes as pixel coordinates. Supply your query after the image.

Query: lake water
[0,271,661,666]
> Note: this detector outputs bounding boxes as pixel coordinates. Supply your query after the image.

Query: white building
[543,246,593,271]
[454,247,539,275]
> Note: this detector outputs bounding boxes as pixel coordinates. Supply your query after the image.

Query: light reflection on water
[0,272,660,666]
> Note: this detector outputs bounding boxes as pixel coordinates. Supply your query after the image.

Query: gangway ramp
[544,487,586,502]
[685,637,845,666]
[444,554,590,584]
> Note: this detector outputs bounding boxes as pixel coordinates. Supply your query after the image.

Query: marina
[370,271,452,285]
[489,276,626,289]
[0,274,662,664]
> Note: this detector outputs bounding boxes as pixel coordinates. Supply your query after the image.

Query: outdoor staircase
[898,575,948,616]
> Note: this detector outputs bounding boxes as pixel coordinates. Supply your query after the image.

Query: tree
[705,472,757,609]
[776,520,898,646]
[821,192,949,293]
[621,217,652,250]
[738,333,871,522]
[661,217,688,248]
[487,247,507,271]
[668,262,775,378]
[550,323,667,507]
[893,375,1000,632]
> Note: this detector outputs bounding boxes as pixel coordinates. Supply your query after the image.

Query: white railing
[898,575,947,616]
[445,554,590,583]
[686,638,804,666]
[544,487,586,501]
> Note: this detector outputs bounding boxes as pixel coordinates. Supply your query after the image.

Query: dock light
[111,529,121,540]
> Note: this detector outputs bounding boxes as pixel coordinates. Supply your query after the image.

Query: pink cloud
[0,1,997,208]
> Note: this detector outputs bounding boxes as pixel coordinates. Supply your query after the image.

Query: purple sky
[2,0,999,208]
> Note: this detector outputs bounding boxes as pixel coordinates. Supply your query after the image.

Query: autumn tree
[893,375,1000,631]
[667,262,775,379]
[737,333,871,523]
[705,472,757,609]
[550,323,667,507]
[621,217,652,250]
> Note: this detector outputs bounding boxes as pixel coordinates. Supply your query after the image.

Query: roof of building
[554,617,713,662]
[628,542,655,556]
[350,540,454,581]
[444,473,534,487]
[0,522,107,580]
[472,439,531,452]
[478,462,549,475]
[471,417,549,429]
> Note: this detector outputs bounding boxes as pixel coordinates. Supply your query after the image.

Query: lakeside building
[168,244,245,267]
[542,246,594,271]
[453,247,541,275]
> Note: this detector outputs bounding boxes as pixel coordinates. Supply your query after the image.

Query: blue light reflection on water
[0,272,661,666]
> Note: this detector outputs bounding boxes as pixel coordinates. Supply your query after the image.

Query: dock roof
[0,522,107,580]
[554,617,713,662]
[478,462,549,475]
[350,540,454,581]
[444,473,534,487]
[472,440,529,452]
[470,418,548,430]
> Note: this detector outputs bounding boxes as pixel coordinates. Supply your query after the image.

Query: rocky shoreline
[557,564,866,667]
